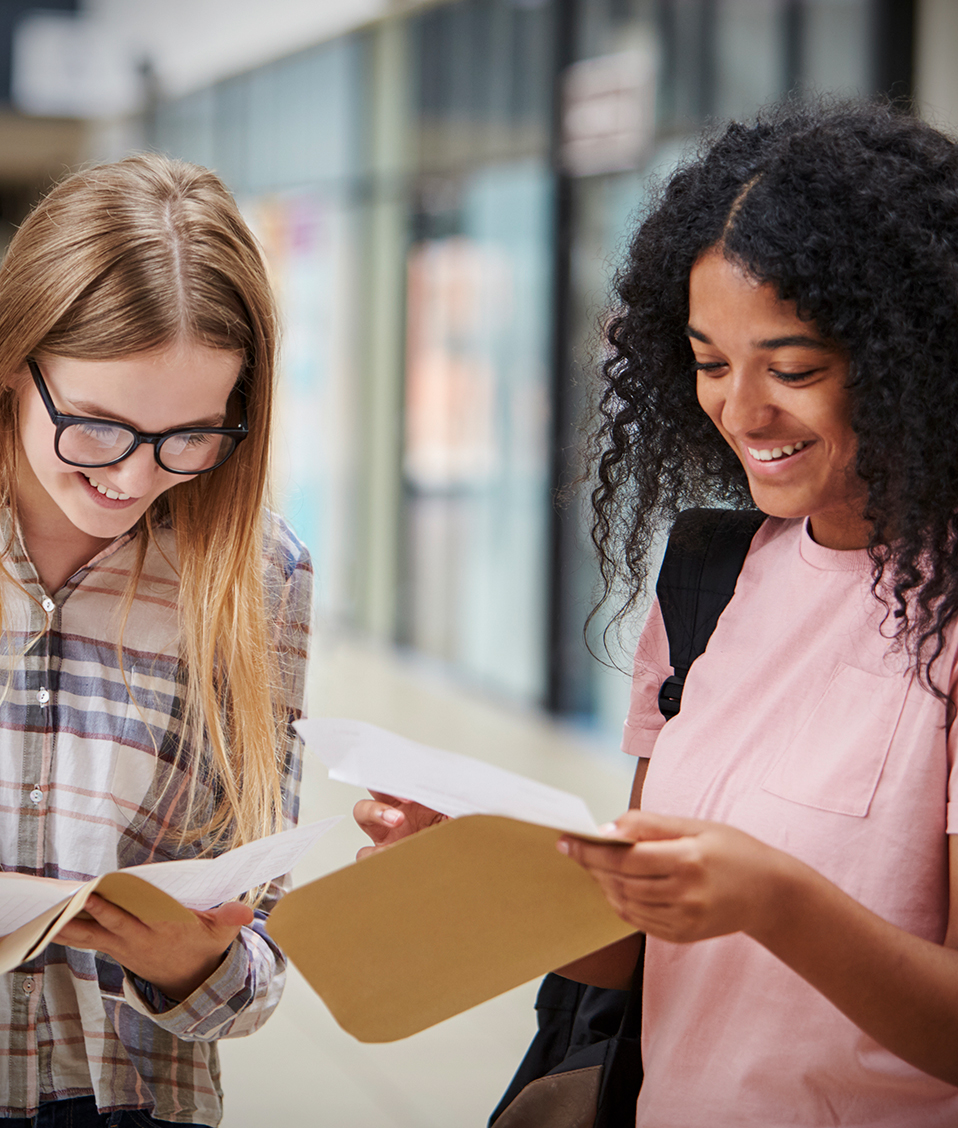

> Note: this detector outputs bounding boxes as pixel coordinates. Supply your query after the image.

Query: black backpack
[489,508,765,1128]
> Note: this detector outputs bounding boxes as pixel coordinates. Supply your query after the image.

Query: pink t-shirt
[623,516,958,1126]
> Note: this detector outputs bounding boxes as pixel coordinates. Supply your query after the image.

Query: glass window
[802,0,870,97]
[152,88,215,170]
[247,188,363,622]
[400,161,554,701]
[714,0,787,121]
[245,38,364,194]
[411,0,554,172]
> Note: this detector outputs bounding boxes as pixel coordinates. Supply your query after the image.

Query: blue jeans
[3,1096,204,1128]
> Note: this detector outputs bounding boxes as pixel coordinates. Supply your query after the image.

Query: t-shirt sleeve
[621,597,672,759]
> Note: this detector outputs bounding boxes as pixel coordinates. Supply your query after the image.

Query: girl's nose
[106,443,165,497]
[720,371,775,434]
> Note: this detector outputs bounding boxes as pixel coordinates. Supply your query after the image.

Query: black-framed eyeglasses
[28,358,249,475]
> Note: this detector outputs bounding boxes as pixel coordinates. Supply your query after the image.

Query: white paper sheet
[0,874,83,934]
[0,816,340,936]
[296,717,600,836]
[118,817,341,910]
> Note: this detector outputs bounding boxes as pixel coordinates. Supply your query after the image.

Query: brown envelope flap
[268,813,633,1043]
[89,872,196,925]
[0,870,193,974]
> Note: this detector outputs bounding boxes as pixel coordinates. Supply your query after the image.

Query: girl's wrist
[743,844,811,950]
[150,955,223,1002]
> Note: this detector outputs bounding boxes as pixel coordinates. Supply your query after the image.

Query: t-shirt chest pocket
[760,662,910,817]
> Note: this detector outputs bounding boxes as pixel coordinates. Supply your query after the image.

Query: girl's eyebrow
[755,334,832,350]
[68,399,226,429]
[685,326,832,351]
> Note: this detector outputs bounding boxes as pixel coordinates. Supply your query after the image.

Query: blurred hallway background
[1,0,956,1121]
[5,0,956,741]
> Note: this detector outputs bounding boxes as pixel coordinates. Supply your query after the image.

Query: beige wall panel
[0,113,85,185]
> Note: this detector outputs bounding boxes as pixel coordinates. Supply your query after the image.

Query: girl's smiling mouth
[78,472,137,506]
[745,440,810,463]
[84,474,131,500]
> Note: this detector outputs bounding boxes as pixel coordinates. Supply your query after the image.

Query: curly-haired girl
[357,100,958,1121]
[558,101,958,1123]
[0,155,311,1127]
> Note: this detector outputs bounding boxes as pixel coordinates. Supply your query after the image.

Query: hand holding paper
[269,719,634,1042]
[0,816,340,977]
[54,892,256,1001]
[353,791,448,860]
[297,717,607,838]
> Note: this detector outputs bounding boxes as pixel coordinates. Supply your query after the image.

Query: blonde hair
[0,154,286,858]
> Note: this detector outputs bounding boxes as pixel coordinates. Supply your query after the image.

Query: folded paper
[0,816,339,974]
[297,717,600,834]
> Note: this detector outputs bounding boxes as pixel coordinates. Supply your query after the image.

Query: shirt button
[30,787,43,805]
[36,688,50,705]
[41,597,55,614]
[22,978,34,995]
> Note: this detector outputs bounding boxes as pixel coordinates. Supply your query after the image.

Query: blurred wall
[139,0,914,742]
[916,0,958,131]
[85,0,396,96]
[7,0,957,742]
[0,0,85,248]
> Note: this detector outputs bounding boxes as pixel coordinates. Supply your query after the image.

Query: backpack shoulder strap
[656,508,765,720]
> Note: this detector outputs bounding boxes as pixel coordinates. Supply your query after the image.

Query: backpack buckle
[657,673,685,720]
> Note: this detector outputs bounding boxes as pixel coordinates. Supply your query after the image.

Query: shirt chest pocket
[760,662,910,817]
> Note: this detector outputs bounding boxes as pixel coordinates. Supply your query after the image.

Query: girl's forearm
[753,850,958,1086]
[555,931,644,989]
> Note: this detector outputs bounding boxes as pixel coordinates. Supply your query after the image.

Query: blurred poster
[561,41,657,178]
[404,237,510,489]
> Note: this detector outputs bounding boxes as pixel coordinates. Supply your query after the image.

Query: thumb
[202,900,255,934]
[610,808,706,843]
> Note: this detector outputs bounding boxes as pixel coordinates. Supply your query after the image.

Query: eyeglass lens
[58,421,237,472]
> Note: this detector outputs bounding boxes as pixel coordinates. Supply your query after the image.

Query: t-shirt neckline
[798,517,871,572]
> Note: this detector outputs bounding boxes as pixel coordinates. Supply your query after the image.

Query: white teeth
[86,476,131,501]
[747,440,807,463]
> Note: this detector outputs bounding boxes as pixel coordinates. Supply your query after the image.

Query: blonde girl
[0,155,311,1127]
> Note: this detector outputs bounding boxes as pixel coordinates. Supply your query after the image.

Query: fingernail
[382,809,402,826]
[597,823,617,836]
[556,839,569,855]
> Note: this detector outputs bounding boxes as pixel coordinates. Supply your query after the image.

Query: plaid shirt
[0,510,312,1125]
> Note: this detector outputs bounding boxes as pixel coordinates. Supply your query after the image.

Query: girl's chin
[62,493,149,539]
[743,486,808,521]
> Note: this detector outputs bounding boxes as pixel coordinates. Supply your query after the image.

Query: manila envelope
[0,872,195,976]
[267,813,634,1042]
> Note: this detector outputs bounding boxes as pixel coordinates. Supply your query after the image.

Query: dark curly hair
[592,99,958,698]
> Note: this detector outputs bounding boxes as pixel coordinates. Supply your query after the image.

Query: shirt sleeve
[621,597,671,759]
[122,519,313,1039]
[120,907,285,1040]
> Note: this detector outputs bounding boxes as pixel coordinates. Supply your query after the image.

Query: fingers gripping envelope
[267,718,633,1043]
